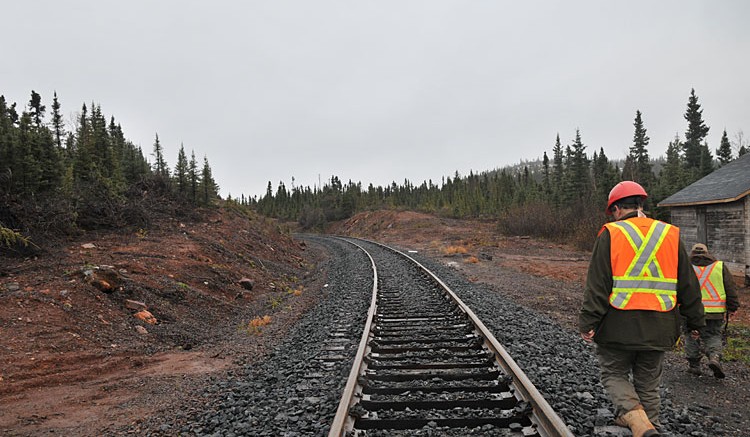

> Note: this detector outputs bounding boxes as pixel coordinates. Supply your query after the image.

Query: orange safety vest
[692,261,727,313]
[603,217,679,312]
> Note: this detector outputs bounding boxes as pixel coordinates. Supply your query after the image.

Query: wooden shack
[657,152,750,285]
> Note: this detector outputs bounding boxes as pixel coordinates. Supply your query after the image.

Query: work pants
[685,318,724,360]
[596,345,664,425]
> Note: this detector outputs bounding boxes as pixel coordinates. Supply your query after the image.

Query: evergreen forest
[0,91,220,253]
[2,88,747,254]
[249,88,748,249]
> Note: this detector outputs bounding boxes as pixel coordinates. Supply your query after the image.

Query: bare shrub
[298,206,327,231]
[0,194,76,256]
[498,202,567,239]
[119,176,201,230]
[498,201,604,251]
[567,209,603,251]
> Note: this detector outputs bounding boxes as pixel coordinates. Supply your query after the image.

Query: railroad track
[328,238,573,437]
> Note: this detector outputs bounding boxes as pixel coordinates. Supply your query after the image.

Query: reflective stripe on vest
[693,261,727,313]
[605,219,678,312]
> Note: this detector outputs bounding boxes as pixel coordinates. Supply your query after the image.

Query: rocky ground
[0,205,320,435]
[1,207,748,435]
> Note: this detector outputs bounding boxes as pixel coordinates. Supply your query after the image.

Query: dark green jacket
[578,212,706,351]
[690,253,740,320]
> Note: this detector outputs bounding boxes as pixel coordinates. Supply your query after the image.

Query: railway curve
[329,237,573,436]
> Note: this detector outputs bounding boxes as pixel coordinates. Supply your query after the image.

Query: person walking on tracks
[684,243,740,378]
[579,181,705,437]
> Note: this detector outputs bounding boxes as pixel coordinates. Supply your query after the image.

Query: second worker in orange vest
[579,181,705,437]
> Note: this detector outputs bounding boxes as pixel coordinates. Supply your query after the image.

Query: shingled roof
[658,152,750,207]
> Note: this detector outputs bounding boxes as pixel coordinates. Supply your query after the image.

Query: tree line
[1,90,220,252]
[250,88,747,248]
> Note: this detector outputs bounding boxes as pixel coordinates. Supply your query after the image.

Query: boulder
[92,279,113,293]
[134,310,157,325]
[125,299,148,311]
[239,278,254,290]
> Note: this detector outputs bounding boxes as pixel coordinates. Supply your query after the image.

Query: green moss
[724,324,750,365]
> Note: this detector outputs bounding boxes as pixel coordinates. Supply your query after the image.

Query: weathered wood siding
[667,199,748,282]
[705,201,745,267]
[668,207,697,242]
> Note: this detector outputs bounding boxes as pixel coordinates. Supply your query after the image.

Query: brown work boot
[614,414,627,427]
[616,405,660,437]
[708,355,725,379]
[687,359,702,376]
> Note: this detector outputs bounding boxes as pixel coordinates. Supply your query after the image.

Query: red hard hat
[606,181,647,214]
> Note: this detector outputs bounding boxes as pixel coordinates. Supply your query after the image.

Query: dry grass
[248,315,272,333]
[443,245,469,255]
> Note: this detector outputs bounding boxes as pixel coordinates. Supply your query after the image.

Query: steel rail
[328,237,573,437]
[382,242,574,437]
[327,239,378,437]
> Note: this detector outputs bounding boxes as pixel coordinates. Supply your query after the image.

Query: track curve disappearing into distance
[329,237,573,437]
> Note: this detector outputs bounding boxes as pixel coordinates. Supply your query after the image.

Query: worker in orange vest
[685,243,740,378]
[579,181,705,437]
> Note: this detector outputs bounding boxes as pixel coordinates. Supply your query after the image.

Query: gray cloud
[5,1,749,198]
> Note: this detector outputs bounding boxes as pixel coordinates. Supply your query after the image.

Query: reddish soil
[2,208,748,435]
[0,206,321,435]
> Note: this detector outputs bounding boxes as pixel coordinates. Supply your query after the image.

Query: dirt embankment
[0,206,320,435]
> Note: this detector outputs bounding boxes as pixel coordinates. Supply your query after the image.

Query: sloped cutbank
[0,205,320,435]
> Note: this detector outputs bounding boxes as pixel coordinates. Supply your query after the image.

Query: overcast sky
[4,1,750,199]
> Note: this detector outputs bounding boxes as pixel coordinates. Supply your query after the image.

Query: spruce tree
[716,129,733,166]
[17,112,41,194]
[174,143,188,196]
[732,131,747,157]
[626,110,654,191]
[542,151,551,199]
[683,88,710,178]
[591,147,619,207]
[727,131,744,158]
[151,133,170,178]
[698,142,714,176]
[565,129,590,203]
[87,107,122,189]
[189,150,198,203]
[657,135,685,198]
[199,155,218,205]
[33,104,63,194]
[72,103,94,182]
[28,91,45,128]
[50,92,65,149]
[0,96,16,193]
[108,117,131,188]
[23,91,60,194]
[132,145,152,181]
[551,134,564,206]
